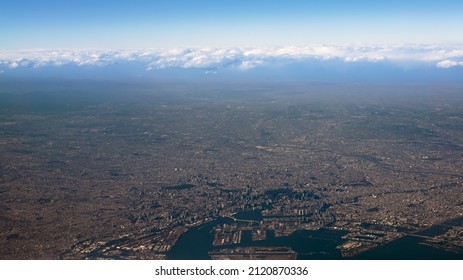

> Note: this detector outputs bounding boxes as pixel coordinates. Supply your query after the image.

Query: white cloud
[1,44,462,71]
[239,60,264,69]
[436,59,463,68]
[9,61,19,68]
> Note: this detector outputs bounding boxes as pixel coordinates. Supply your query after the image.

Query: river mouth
[356,216,463,260]
[167,210,346,260]
[167,211,463,260]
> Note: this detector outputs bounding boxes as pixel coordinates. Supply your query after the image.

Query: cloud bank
[1,44,463,71]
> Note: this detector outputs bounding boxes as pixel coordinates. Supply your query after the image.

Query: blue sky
[1,0,462,49]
